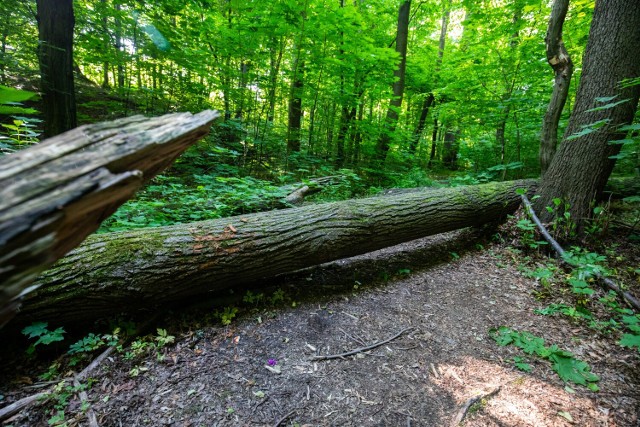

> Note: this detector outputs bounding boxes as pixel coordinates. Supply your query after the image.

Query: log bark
[16,179,536,326]
[0,110,220,326]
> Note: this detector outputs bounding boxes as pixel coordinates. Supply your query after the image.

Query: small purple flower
[268,358,277,366]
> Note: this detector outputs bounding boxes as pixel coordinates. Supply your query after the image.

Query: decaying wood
[520,194,640,310]
[13,180,536,326]
[0,110,220,326]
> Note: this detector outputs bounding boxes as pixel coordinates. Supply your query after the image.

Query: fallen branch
[74,378,98,427]
[311,327,414,361]
[450,387,501,426]
[0,392,48,422]
[273,409,296,427]
[520,194,640,311]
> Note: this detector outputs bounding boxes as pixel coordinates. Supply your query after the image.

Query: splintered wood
[0,110,220,326]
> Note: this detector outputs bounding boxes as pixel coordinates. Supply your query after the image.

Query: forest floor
[1,224,639,426]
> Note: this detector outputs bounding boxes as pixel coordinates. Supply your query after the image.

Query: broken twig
[273,409,296,427]
[311,327,414,361]
[520,194,640,311]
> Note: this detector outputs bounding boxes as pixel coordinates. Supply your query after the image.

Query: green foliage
[0,85,38,115]
[0,117,41,155]
[99,173,289,232]
[214,306,239,326]
[46,380,90,426]
[619,315,640,352]
[21,322,66,355]
[122,328,175,362]
[515,218,548,249]
[490,327,600,390]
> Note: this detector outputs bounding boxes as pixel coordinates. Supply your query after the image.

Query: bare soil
[1,227,639,426]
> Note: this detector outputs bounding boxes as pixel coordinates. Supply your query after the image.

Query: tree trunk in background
[375,0,410,163]
[495,7,521,171]
[16,180,535,325]
[428,115,438,168]
[114,2,125,89]
[36,0,77,139]
[442,129,459,170]
[539,0,573,176]
[409,1,449,154]
[267,37,284,123]
[409,94,434,153]
[287,56,304,153]
[535,0,640,229]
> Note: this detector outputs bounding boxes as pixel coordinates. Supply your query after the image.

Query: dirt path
[2,229,639,426]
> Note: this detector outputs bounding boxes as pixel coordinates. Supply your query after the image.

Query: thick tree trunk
[535,0,640,229]
[0,111,220,327]
[539,0,573,176]
[36,0,77,138]
[16,180,535,326]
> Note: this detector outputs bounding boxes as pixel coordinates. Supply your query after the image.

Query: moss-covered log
[0,111,220,326]
[15,180,536,326]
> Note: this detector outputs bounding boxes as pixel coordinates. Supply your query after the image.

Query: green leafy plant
[490,327,600,391]
[214,306,239,325]
[243,290,265,305]
[619,315,640,352]
[0,117,41,155]
[22,322,66,355]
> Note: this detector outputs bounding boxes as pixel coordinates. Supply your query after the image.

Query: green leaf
[586,98,630,112]
[619,333,640,350]
[0,85,38,104]
[22,322,49,339]
[550,354,599,386]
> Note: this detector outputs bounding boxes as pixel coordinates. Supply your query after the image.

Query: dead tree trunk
[16,180,535,325]
[0,111,220,326]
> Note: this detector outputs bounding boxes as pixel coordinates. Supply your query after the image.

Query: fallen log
[15,179,536,326]
[0,110,220,326]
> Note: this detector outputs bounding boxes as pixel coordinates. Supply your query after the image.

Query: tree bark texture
[0,111,220,327]
[535,0,640,228]
[36,0,77,138]
[375,0,410,162]
[539,0,573,176]
[16,180,535,325]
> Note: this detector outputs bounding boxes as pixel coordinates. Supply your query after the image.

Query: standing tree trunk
[375,0,410,163]
[539,0,573,176]
[428,115,439,168]
[409,94,434,153]
[409,0,449,154]
[36,0,77,138]
[267,36,284,123]
[287,56,304,154]
[535,0,640,229]
[495,7,522,172]
[442,129,459,170]
[114,2,125,89]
